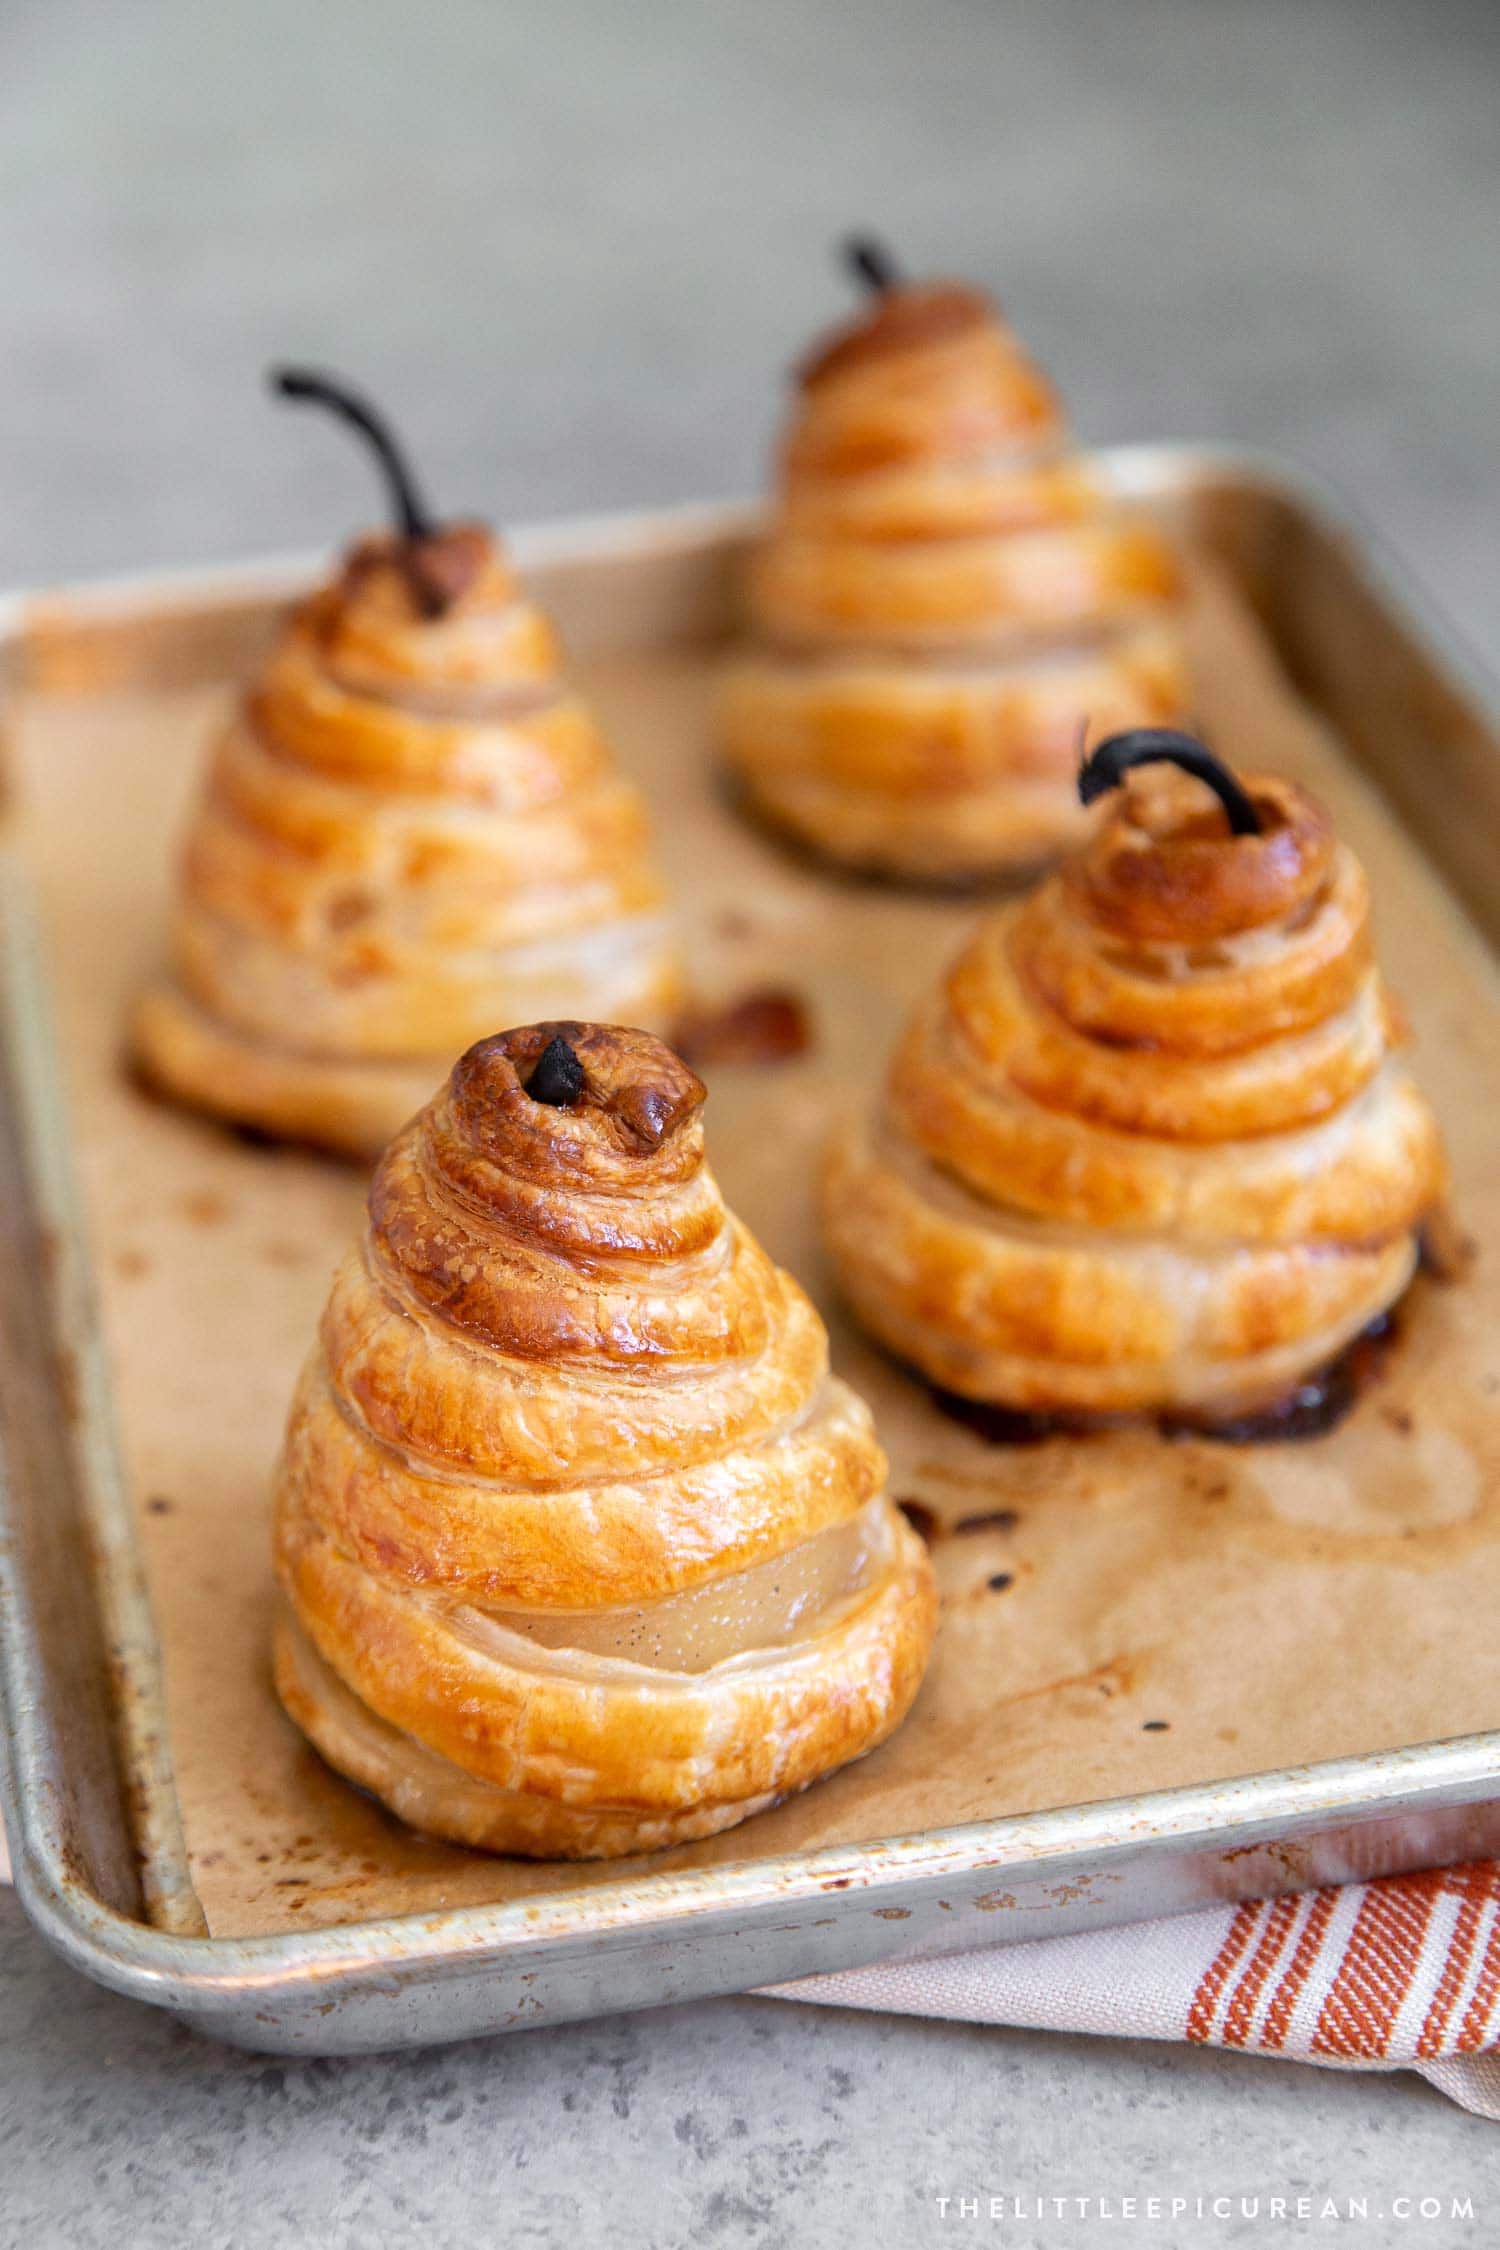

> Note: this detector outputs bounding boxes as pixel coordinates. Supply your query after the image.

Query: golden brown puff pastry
[822,733,1449,1425]
[720,247,1190,882]
[132,372,681,1159]
[271,1021,936,1857]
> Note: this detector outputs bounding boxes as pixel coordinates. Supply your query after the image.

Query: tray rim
[1,440,1494,721]
[0,493,759,647]
[3,442,1499,2036]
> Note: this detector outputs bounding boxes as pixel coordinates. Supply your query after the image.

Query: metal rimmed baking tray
[1,447,1498,2054]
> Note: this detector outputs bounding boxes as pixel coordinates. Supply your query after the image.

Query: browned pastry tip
[798,280,997,389]
[378,1024,725,1305]
[449,1020,707,1165]
[305,517,565,696]
[1067,767,1336,943]
[336,520,506,621]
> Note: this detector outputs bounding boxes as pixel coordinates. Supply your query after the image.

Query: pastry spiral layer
[823,767,1448,1420]
[272,1022,935,1857]
[721,275,1189,880]
[133,526,681,1156]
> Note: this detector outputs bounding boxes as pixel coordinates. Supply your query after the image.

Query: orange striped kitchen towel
[766,1859,1500,2119]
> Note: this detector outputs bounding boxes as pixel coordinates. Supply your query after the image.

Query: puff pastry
[133,370,680,1158]
[823,731,1449,1424]
[721,243,1190,881]
[272,1020,936,1857]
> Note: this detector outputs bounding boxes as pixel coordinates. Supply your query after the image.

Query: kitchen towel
[767,1857,1500,2119]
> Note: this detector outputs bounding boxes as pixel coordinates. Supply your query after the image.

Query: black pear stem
[843,235,902,295]
[269,366,435,542]
[1078,729,1263,837]
[526,1035,587,1108]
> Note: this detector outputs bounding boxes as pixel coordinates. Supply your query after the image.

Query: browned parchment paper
[9,556,1499,1938]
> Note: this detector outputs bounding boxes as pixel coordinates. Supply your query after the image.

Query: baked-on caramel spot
[1067,769,1336,943]
[797,282,995,390]
[673,988,813,1067]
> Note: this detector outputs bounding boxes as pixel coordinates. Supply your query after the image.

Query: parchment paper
[10,558,1499,1938]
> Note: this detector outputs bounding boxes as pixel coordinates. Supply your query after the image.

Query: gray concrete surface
[1,1,1498,2243]
[0,1890,1493,2250]
[4,0,1499,655]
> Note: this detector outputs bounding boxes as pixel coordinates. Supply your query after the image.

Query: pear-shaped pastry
[824,732,1449,1427]
[132,371,680,1158]
[272,1021,936,1857]
[721,240,1190,883]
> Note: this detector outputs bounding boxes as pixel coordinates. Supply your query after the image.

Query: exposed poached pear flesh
[451,1497,891,1677]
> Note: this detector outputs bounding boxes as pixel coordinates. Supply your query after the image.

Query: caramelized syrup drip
[927,1392,1105,1447]
[1163,1311,1398,1445]
[924,1304,1406,1451]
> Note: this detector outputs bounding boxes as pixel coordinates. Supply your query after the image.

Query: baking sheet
[8,543,1498,1941]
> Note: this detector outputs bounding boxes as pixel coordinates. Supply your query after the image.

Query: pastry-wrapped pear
[823,732,1448,1424]
[721,242,1189,882]
[273,1021,935,1857]
[133,371,680,1157]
